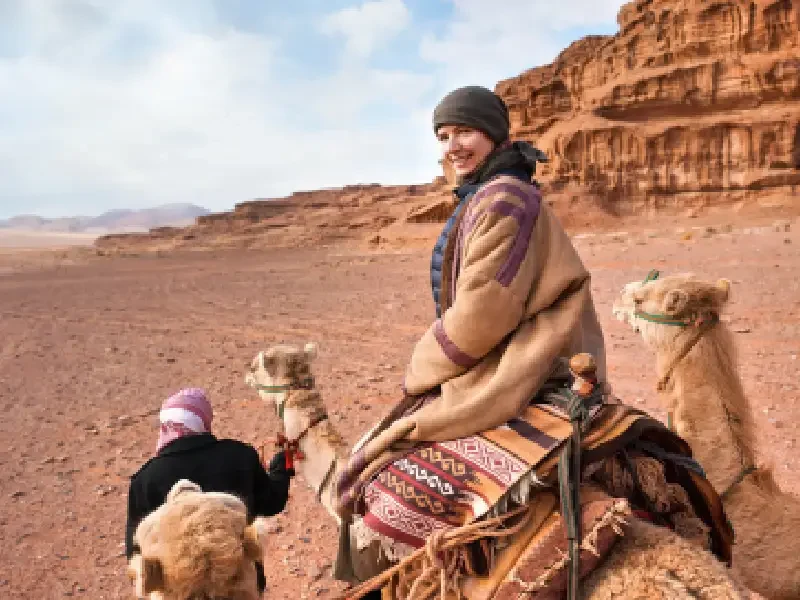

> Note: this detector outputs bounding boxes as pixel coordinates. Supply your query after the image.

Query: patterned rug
[357,402,606,553]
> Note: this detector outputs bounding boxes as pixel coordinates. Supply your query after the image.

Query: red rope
[259,433,307,471]
[258,414,326,470]
[275,432,303,470]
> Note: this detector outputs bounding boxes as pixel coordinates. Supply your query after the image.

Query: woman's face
[436,125,495,177]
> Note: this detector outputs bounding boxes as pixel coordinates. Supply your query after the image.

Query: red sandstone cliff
[96,0,800,253]
[95,180,454,252]
[496,0,800,213]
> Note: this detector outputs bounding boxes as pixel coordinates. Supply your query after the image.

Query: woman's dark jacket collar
[454,140,548,199]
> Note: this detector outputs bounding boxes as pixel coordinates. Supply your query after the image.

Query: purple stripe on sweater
[494,186,540,286]
[488,200,526,221]
[462,183,541,287]
[460,183,514,235]
[433,319,478,368]
[471,181,526,204]
[462,183,539,235]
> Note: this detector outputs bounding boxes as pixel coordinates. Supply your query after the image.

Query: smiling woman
[333,85,609,586]
[436,125,495,177]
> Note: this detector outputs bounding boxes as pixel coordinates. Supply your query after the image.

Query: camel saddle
[338,382,733,600]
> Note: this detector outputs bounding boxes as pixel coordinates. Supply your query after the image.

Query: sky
[0,0,626,219]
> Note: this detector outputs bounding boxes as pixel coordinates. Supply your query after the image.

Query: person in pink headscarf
[153,387,215,452]
[125,388,292,594]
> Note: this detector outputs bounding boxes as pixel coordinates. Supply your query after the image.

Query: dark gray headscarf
[432,86,510,144]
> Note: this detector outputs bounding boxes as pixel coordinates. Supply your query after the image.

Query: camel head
[612,272,731,349]
[245,342,348,521]
[128,480,265,600]
[245,342,318,415]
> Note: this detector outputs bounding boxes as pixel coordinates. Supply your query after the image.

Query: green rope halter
[634,311,693,327]
[251,377,314,394]
[720,465,757,501]
[634,269,694,327]
[252,383,297,393]
[251,378,314,419]
[642,269,660,283]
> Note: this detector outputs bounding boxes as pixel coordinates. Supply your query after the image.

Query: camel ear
[663,289,689,316]
[142,557,165,594]
[304,342,318,360]
[715,278,731,303]
[167,479,201,502]
[243,523,264,562]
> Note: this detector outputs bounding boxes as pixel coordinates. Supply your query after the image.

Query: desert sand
[1,213,798,599]
[0,230,101,249]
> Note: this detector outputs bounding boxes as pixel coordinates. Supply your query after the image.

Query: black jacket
[125,433,291,558]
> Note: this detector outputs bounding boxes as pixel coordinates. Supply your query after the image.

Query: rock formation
[496,0,800,213]
[95,0,800,254]
[94,180,452,253]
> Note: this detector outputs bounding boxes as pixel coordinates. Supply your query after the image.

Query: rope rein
[273,410,328,472]
[656,313,720,393]
[343,505,532,600]
[720,465,757,501]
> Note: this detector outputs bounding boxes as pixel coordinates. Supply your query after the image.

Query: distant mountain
[0,203,210,233]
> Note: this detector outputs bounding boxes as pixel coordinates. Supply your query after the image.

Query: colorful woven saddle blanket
[356,401,620,554]
[354,401,733,565]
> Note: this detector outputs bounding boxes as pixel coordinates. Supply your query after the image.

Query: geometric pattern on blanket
[352,399,735,577]
[360,402,594,551]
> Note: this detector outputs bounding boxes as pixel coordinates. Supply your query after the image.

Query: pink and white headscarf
[156,388,214,453]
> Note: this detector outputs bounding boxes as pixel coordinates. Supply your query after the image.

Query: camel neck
[281,394,347,521]
[661,328,757,494]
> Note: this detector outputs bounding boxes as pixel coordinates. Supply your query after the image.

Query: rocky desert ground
[1,211,799,599]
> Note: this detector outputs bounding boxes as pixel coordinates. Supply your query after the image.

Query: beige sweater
[350,175,607,481]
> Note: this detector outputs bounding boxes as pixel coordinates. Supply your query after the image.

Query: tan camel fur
[613,273,800,599]
[245,343,349,523]
[246,342,746,599]
[127,479,265,600]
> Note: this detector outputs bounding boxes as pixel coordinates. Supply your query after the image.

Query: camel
[612,272,800,599]
[244,342,746,599]
[127,479,266,600]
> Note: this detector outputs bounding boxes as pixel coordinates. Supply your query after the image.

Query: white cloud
[0,0,627,219]
[319,0,411,60]
[1,23,281,212]
[0,0,438,218]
